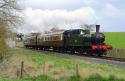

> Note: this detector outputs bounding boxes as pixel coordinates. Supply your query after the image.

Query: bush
[85,74,125,81]
[1,74,125,81]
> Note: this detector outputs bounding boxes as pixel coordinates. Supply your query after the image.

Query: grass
[16,41,24,48]
[0,48,125,81]
[1,75,125,81]
[103,32,125,58]
[103,32,125,48]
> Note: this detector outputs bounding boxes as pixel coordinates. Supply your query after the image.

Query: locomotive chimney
[96,25,100,33]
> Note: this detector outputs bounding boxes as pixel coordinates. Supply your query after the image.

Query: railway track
[71,53,125,62]
[41,49,125,62]
[100,56,125,62]
[21,47,125,67]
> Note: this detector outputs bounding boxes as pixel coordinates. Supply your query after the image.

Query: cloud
[18,7,96,33]
[83,0,98,5]
[19,0,125,32]
[24,0,80,10]
[26,0,77,4]
[97,3,125,32]
[103,4,120,17]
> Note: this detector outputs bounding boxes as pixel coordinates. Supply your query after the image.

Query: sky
[18,0,125,33]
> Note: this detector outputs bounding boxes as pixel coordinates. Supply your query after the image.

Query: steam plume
[18,7,96,33]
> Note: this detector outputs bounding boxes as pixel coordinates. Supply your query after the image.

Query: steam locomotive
[24,25,112,56]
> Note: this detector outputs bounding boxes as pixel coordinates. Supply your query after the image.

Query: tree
[0,0,22,61]
[50,26,60,32]
[80,24,95,31]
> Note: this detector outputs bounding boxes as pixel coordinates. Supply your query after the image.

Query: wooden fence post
[20,61,24,78]
[43,62,45,75]
[76,64,80,77]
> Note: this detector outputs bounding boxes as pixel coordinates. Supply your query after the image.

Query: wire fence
[0,61,81,79]
[107,48,125,58]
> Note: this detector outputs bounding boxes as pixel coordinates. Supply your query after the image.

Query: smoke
[18,7,97,33]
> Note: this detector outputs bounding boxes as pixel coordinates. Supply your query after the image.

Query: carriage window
[41,38,43,41]
[47,37,49,41]
[45,37,47,41]
[48,37,50,41]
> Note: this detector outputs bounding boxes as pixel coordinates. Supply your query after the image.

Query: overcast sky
[18,0,125,33]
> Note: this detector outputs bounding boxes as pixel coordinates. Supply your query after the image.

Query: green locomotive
[24,25,112,56]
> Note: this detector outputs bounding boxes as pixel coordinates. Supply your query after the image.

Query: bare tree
[0,0,22,25]
[0,0,22,61]
[81,24,95,31]
[51,26,60,32]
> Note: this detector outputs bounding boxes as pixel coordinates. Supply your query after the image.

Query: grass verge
[0,48,125,80]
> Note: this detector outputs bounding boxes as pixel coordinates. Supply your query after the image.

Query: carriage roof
[38,31,65,37]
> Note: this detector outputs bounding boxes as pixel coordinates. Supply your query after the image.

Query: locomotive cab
[63,29,91,47]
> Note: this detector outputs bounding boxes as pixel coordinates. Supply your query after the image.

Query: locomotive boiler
[24,25,112,56]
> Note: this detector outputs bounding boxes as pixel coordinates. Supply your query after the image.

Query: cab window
[80,31,84,35]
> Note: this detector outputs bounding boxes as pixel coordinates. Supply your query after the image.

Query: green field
[104,32,125,48]
[0,48,125,81]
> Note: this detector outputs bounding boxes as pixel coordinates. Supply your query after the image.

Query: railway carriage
[37,32,64,50]
[24,33,38,48]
